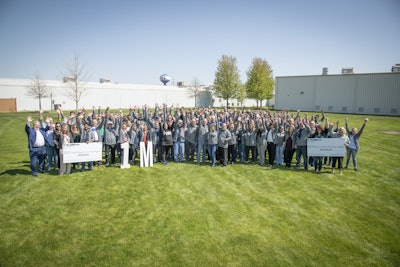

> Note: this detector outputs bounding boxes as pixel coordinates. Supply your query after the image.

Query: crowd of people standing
[25,104,368,176]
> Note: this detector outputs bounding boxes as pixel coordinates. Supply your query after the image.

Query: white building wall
[355,74,400,115]
[0,78,195,111]
[0,78,264,111]
[275,73,400,116]
[315,75,357,113]
[274,76,315,111]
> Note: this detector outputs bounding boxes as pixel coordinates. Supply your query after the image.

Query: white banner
[307,138,346,157]
[63,142,103,163]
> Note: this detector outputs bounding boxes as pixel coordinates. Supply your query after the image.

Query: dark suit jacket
[25,123,48,151]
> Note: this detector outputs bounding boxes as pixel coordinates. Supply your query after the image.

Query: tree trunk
[39,96,42,110]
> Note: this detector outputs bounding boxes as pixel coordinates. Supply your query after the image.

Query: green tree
[213,55,241,107]
[246,57,274,108]
[237,84,246,107]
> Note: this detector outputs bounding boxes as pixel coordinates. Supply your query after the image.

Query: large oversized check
[63,142,103,163]
[307,138,346,157]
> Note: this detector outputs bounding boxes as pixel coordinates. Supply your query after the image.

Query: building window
[315,105,320,110]
[342,107,347,112]
[328,106,333,111]
[391,108,398,114]
[374,108,380,113]
[358,107,364,113]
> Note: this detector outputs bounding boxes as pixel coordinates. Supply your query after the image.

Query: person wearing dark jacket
[284,125,297,168]
[228,123,238,164]
[161,122,173,164]
[43,121,58,171]
[266,122,278,166]
[128,123,140,165]
[25,116,48,176]
[310,125,325,173]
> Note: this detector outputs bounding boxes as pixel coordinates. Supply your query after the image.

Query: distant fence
[0,98,17,112]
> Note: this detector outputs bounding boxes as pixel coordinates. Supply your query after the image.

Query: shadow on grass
[0,168,32,176]
[0,161,37,176]
[261,165,337,175]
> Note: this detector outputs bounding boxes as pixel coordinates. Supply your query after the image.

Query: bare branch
[63,53,90,113]
[187,78,202,107]
[26,72,52,110]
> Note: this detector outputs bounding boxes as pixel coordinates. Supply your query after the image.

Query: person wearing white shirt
[25,116,48,176]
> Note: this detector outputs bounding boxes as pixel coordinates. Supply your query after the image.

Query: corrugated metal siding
[315,75,357,113]
[275,73,400,116]
[274,76,315,111]
[356,74,400,115]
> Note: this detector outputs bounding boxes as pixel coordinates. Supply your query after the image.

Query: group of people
[25,104,368,176]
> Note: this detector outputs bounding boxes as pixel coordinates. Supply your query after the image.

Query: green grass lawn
[0,112,399,266]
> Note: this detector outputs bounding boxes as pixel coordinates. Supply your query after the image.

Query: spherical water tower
[160,74,170,86]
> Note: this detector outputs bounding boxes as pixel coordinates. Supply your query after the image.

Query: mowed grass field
[0,111,399,266]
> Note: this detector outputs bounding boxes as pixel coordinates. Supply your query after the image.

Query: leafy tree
[26,72,51,110]
[213,55,242,107]
[237,84,246,107]
[63,53,90,114]
[187,77,202,107]
[246,57,274,108]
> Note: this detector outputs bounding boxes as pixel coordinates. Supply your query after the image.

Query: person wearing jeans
[295,120,311,170]
[25,116,48,176]
[218,123,231,167]
[197,118,208,164]
[275,125,286,166]
[345,117,368,171]
[207,124,218,167]
[43,122,58,171]
[173,119,186,163]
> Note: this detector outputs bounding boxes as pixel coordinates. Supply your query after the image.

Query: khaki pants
[59,148,71,175]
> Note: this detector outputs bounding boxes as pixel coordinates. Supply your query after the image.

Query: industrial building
[274,67,400,116]
[0,78,195,112]
[0,78,258,112]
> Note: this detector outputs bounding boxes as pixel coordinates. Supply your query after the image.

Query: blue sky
[0,0,399,85]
